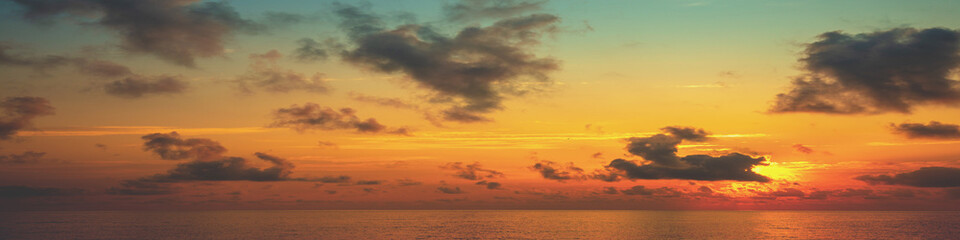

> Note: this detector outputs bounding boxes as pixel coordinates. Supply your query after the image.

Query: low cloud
[0,151,46,164]
[476,180,502,189]
[770,28,960,114]
[0,185,84,198]
[141,132,227,160]
[112,133,354,195]
[594,126,770,182]
[529,160,586,182]
[890,121,960,139]
[437,186,464,194]
[440,162,504,180]
[856,167,960,187]
[1,96,55,140]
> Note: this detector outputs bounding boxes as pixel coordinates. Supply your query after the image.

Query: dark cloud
[315,175,352,183]
[293,38,342,62]
[529,160,585,182]
[73,58,133,77]
[618,185,683,197]
[443,0,546,22]
[349,92,421,110]
[0,185,84,198]
[437,186,464,194]
[598,154,770,182]
[856,167,960,187]
[0,45,189,98]
[0,96,55,140]
[104,75,188,98]
[600,187,619,194]
[0,43,70,69]
[141,132,226,160]
[333,5,559,122]
[0,151,46,164]
[270,103,409,135]
[236,50,330,94]
[890,121,960,139]
[136,153,294,183]
[793,144,814,154]
[317,141,339,148]
[625,127,711,167]
[7,0,262,67]
[771,28,960,114]
[396,178,422,186]
[355,180,383,185]
[440,162,504,180]
[754,188,805,198]
[660,126,711,142]
[106,180,177,195]
[594,127,770,182]
[476,180,502,189]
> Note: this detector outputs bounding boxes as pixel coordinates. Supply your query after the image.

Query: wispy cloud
[17,126,271,137]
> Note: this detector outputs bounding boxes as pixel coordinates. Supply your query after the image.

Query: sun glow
[752,161,799,181]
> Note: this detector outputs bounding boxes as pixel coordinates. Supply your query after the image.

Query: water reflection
[2,210,959,239]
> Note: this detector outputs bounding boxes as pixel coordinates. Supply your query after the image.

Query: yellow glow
[752,161,798,181]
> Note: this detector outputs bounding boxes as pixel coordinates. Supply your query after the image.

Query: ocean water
[1,210,959,239]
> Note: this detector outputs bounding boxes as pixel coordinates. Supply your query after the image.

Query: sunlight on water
[2,210,959,239]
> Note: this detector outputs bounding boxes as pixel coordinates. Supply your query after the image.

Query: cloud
[236,50,330,94]
[141,132,226,160]
[0,151,46,164]
[112,133,350,195]
[660,126,711,142]
[619,185,682,197]
[7,0,262,67]
[270,103,409,135]
[753,188,805,199]
[293,38,343,62]
[355,180,383,185]
[333,5,559,122]
[476,180,502,189]
[594,126,770,182]
[856,167,960,187]
[396,178,422,186]
[437,186,464,194]
[770,28,960,114]
[529,160,586,182]
[104,75,189,98]
[440,162,504,180]
[890,121,960,139]
[106,180,178,195]
[443,0,546,22]
[0,185,84,198]
[135,152,295,183]
[0,45,189,98]
[0,96,55,140]
[0,43,70,69]
[625,127,712,167]
[792,144,814,154]
[315,175,351,183]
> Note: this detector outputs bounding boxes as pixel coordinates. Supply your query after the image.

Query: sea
[1,210,959,239]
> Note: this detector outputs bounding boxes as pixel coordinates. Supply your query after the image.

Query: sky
[1,0,960,210]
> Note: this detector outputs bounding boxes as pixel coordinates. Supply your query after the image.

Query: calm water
[1,210,958,239]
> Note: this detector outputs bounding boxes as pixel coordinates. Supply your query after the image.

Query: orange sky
[2,0,960,210]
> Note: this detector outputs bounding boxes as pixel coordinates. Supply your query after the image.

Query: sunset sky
[2,0,960,210]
